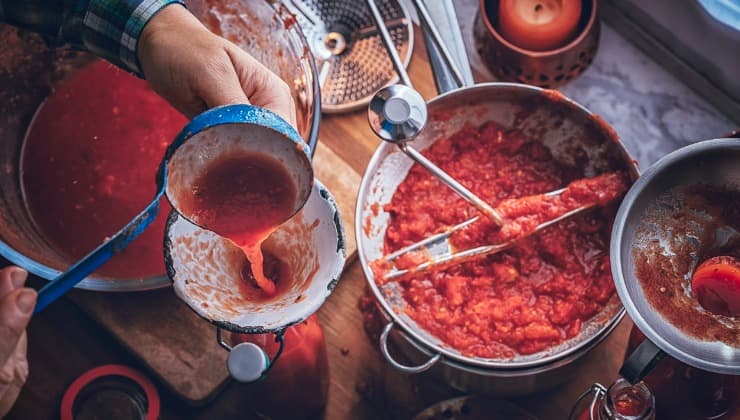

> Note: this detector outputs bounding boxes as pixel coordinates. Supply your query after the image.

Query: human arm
[137,4,296,122]
[0,0,295,122]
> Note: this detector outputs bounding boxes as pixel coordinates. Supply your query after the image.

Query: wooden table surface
[7,28,633,420]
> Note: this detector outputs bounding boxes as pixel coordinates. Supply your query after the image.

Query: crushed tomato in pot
[375,122,630,359]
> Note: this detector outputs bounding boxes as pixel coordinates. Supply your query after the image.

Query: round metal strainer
[284,0,413,113]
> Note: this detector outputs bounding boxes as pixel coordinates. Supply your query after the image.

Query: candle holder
[474,0,600,89]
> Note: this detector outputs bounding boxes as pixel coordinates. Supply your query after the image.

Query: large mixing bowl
[356,83,639,395]
[0,0,320,291]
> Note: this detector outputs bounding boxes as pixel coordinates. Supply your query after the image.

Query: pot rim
[356,82,639,370]
[391,304,625,375]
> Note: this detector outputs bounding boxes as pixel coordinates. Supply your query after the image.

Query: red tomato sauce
[22,61,187,278]
[239,250,293,303]
[634,184,739,345]
[381,122,628,358]
[451,172,629,251]
[180,152,297,295]
[577,384,653,420]
[692,255,740,317]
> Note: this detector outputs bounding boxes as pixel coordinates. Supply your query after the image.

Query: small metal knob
[227,342,270,383]
[368,84,428,144]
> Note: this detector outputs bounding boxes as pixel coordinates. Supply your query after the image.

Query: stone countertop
[433,0,736,168]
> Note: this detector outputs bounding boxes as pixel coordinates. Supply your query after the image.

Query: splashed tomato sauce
[22,61,187,278]
[379,122,629,358]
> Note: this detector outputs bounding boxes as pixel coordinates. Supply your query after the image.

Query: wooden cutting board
[68,140,361,405]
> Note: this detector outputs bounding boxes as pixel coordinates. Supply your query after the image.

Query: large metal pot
[385,305,622,396]
[355,81,639,395]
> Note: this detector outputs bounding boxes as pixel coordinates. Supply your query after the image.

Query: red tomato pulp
[381,122,628,358]
[22,61,186,278]
[691,255,740,317]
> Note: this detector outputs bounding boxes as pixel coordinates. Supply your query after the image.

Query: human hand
[137,5,297,125]
[0,267,36,417]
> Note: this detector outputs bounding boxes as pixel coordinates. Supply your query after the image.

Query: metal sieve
[284,0,413,112]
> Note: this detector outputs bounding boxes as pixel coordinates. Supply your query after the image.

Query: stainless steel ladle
[364,0,504,226]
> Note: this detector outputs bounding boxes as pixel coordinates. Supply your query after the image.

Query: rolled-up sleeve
[0,0,186,76]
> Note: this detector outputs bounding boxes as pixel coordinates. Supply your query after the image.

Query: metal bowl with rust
[473,0,600,89]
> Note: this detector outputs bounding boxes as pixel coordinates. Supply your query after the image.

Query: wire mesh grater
[284,0,413,113]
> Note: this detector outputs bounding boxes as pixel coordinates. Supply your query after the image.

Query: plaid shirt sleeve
[0,0,186,76]
[69,0,186,75]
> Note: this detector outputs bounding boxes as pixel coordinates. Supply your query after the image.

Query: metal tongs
[381,187,596,280]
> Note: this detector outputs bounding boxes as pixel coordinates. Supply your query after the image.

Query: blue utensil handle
[32,104,308,313]
[34,198,162,314]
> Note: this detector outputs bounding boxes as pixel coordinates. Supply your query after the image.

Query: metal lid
[611,138,740,375]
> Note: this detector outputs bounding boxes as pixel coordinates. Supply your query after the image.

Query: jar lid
[60,364,160,420]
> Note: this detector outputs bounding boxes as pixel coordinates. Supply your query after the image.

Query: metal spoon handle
[34,197,162,314]
[409,0,465,88]
[365,0,412,87]
[400,143,503,225]
[383,203,594,280]
[365,0,502,227]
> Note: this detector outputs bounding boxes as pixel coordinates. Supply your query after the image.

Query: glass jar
[230,314,329,419]
[570,378,655,420]
[626,327,739,419]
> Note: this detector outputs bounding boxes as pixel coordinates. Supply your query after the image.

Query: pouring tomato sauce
[179,152,298,295]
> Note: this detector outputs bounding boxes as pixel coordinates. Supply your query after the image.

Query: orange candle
[498,0,582,51]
